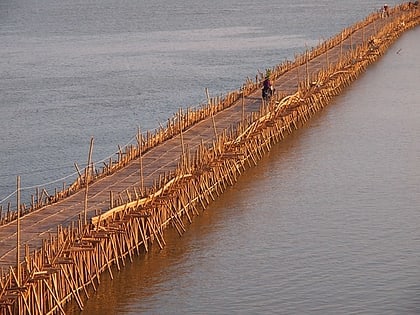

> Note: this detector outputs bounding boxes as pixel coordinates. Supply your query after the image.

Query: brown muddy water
[77,28,420,315]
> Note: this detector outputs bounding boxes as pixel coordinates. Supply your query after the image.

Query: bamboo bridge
[0,3,418,314]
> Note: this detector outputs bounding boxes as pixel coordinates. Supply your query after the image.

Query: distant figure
[382,4,390,18]
[263,75,272,91]
[262,70,274,101]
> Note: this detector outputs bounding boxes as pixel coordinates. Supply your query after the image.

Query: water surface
[80,27,420,315]
[1,1,419,314]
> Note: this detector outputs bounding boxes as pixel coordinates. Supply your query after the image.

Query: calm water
[0,0,402,203]
[79,28,420,314]
[1,1,419,314]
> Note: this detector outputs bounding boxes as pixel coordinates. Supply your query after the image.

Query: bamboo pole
[137,127,144,193]
[84,137,94,225]
[16,176,21,287]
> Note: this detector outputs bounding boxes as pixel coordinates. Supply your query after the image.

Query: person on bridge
[382,4,390,18]
[262,69,274,101]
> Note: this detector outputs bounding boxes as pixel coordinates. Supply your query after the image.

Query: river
[1,0,419,314]
[78,26,420,314]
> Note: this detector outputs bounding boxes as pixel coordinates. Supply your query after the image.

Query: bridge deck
[0,12,405,268]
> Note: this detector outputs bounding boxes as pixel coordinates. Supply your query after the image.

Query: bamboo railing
[0,3,418,314]
[2,2,416,226]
